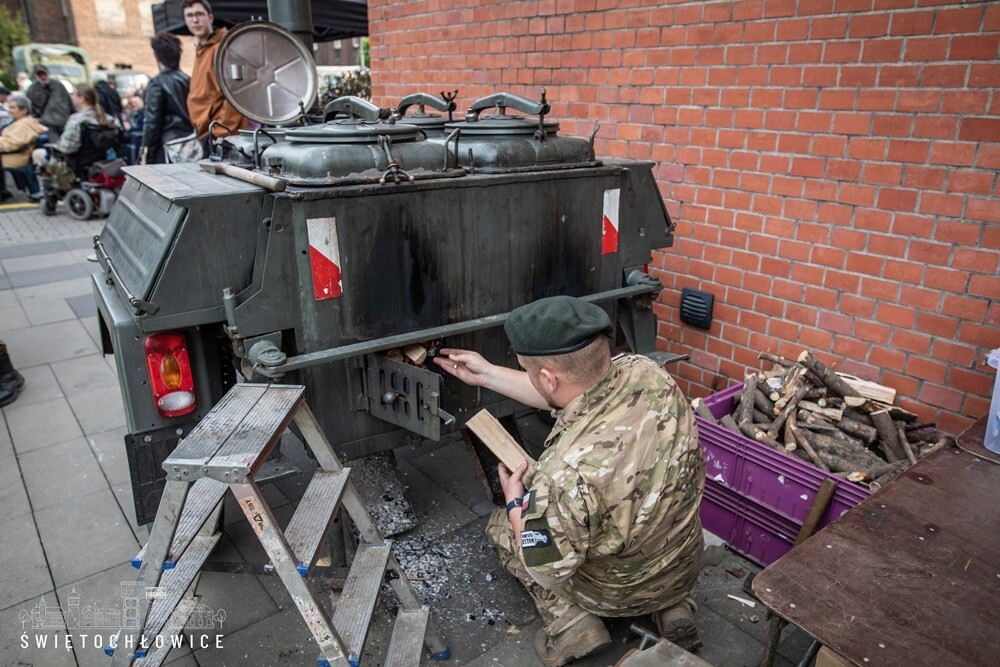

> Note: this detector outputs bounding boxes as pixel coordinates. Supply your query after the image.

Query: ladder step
[331,542,392,664]
[168,385,303,480]
[136,533,221,657]
[284,469,351,576]
[384,608,429,667]
[132,596,198,667]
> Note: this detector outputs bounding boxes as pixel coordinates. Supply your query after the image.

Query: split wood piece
[843,407,874,427]
[787,417,830,471]
[837,373,896,405]
[800,430,881,466]
[870,409,906,463]
[783,410,798,451]
[884,406,919,422]
[799,400,844,421]
[465,410,536,474]
[796,351,865,404]
[895,422,918,465]
[767,383,809,440]
[720,414,741,433]
[690,397,716,423]
[735,374,757,429]
[400,343,428,365]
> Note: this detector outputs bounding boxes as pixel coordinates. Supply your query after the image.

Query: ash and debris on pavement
[348,451,418,536]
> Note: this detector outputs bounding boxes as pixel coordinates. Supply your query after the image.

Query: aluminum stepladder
[109,383,450,667]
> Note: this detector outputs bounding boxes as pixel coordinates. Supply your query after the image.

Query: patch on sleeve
[520,529,551,549]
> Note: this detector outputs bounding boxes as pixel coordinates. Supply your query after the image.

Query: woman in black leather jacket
[142,32,194,164]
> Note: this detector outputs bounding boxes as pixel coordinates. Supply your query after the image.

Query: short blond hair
[520,336,610,385]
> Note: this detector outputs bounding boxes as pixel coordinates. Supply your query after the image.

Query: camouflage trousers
[485,508,702,637]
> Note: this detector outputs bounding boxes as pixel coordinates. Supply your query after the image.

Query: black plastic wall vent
[680,288,714,329]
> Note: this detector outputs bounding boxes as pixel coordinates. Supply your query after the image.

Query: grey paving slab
[67,292,98,319]
[0,288,28,329]
[80,314,103,351]
[397,458,479,538]
[0,451,31,519]
[0,513,53,610]
[407,440,491,512]
[20,437,109,511]
[191,607,316,667]
[0,318,98,368]
[0,411,12,461]
[0,238,68,259]
[86,426,130,486]
[4,363,64,408]
[0,597,77,667]
[20,293,79,326]
[0,273,10,290]
[5,396,84,453]
[63,236,96,251]
[110,479,148,537]
[34,488,140,587]
[67,384,126,436]
[7,262,97,288]
[188,569,280,637]
[51,353,120,394]
[1,249,82,273]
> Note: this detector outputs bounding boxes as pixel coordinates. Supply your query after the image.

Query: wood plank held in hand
[465,410,536,472]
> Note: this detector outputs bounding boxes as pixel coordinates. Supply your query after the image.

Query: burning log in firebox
[694,350,954,490]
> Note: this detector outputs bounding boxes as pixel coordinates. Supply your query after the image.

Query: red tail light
[144,332,197,418]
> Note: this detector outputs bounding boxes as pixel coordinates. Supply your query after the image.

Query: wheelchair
[38,122,126,220]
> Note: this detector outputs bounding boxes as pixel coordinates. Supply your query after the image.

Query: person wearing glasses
[182,0,247,155]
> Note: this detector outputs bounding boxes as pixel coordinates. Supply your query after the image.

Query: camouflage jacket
[518,354,705,615]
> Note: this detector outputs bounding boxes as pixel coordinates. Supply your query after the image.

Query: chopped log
[846,471,868,483]
[918,437,952,459]
[787,418,831,471]
[871,409,906,462]
[735,374,757,428]
[754,389,776,415]
[865,460,909,479]
[843,407,875,427]
[797,351,865,402]
[837,373,896,405]
[803,429,878,462]
[773,367,806,413]
[895,422,918,465]
[691,397,717,423]
[768,383,810,439]
[758,352,800,369]
[803,387,827,400]
[738,420,784,450]
[884,406,918,422]
[753,409,774,427]
[401,343,428,365]
[905,421,935,432]
[818,396,845,410]
[793,478,838,547]
[466,410,536,474]
[719,414,741,433]
[799,400,844,421]
[818,451,878,475]
[869,465,906,491]
[783,410,798,451]
[797,410,840,432]
[844,396,869,408]
[835,416,878,444]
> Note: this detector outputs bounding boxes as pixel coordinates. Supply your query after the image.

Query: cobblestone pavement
[0,203,815,666]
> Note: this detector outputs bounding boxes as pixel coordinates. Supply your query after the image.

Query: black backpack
[71,122,121,177]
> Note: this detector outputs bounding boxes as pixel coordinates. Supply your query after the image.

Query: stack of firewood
[692,350,954,490]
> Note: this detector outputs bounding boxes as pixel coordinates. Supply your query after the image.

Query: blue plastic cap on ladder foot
[163,560,177,570]
[431,646,451,661]
[297,563,308,576]
[130,556,142,569]
[135,649,148,658]
[104,645,115,656]
[315,657,330,667]
[348,658,360,667]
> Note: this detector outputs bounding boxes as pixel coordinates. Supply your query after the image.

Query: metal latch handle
[322,96,391,123]
[465,91,550,122]
[396,91,458,119]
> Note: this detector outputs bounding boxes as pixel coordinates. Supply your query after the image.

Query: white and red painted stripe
[602,188,620,255]
[307,217,343,300]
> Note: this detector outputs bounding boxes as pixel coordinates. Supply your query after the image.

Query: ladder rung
[331,542,392,663]
[284,469,350,576]
[136,533,221,656]
[132,596,198,667]
[384,608,429,667]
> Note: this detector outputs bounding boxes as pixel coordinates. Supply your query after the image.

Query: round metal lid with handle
[215,21,318,125]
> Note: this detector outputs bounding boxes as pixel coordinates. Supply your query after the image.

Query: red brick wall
[369,0,999,435]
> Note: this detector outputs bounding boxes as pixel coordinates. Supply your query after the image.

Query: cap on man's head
[33,63,48,75]
[505,296,614,356]
[0,86,10,96]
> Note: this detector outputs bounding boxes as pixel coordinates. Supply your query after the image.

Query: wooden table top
[753,418,1000,667]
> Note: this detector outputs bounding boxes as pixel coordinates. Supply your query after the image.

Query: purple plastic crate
[696,384,871,565]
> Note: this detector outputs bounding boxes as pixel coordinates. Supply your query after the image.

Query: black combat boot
[0,343,25,408]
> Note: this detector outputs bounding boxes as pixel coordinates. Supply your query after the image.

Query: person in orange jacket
[182,0,248,155]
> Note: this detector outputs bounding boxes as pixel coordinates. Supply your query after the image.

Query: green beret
[505,296,613,356]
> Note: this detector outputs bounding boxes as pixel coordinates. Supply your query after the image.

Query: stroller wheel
[40,195,58,216]
[65,188,95,220]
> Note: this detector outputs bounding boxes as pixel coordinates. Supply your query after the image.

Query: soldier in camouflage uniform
[435,296,705,666]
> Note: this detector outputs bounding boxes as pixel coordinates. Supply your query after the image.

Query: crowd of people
[0,0,246,200]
